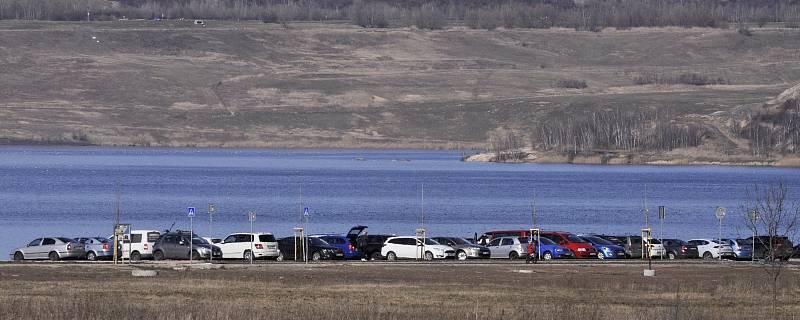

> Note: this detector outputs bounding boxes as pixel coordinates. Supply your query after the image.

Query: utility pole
[716,207,726,261]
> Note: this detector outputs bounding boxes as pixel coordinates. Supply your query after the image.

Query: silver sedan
[10,237,86,261]
[75,237,114,261]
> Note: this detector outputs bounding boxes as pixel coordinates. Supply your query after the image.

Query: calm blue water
[1,146,799,259]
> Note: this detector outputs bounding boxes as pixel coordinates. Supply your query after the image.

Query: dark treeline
[535,108,706,154]
[2,0,800,30]
[733,98,800,157]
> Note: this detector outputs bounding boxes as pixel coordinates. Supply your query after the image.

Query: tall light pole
[748,209,758,263]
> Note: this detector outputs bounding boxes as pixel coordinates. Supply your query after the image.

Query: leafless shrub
[555,79,588,89]
[742,182,799,319]
[732,98,800,156]
[487,127,525,161]
[411,2,445,30]
[350,0,389,28]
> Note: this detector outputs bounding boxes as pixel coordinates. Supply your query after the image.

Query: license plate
[336,253,343,256]
[617,253,624,256]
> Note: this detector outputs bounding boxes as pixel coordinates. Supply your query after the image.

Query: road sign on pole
[188,207,195,264]
[188,207,196,218]
[715,207,726,261]
[658,206,665,259]
[208,203,215,262]
[303,207,309,217]
[248,211,255,264]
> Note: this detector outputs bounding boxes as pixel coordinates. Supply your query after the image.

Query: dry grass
[0,262,799,320]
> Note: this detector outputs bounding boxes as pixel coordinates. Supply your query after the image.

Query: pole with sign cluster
[248,210,256,264]
[208,203,216,262]
[188,207,196,263]
[715,207,726,261]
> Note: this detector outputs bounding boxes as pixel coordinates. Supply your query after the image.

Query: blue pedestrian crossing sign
[187,207,196,217]
[303,207,310,216]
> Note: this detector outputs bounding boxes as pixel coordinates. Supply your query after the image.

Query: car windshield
[518,237,529,243]
[585,236,614,245]
[422,238,440,245]
[538,237,557,245]
[737,239,753,245]
[450,238,470,245]
[191,237,208,244]
[566,234,587,243]
[93,237,109,243]
[649,239,661,244]
[57,237,73,243]
[308,237,328,246]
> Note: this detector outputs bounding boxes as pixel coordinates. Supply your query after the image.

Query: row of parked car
[9,226,799,262]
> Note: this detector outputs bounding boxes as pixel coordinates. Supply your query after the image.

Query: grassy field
[0,262,799,319]
[1,21,799,158]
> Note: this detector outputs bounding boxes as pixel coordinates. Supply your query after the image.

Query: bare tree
[741,181,799,319]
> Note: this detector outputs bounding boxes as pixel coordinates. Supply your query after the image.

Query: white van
[217,233,280,260]
[119,230,161,261]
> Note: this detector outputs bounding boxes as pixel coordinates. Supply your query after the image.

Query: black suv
[345,225,395,260]
[153,231,222,260]
[277,236,344,261]
[748,236,794,261]
[660,239,699,259]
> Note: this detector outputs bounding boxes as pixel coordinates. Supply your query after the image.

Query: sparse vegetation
[3,0,800,31]
[633,72,728,86]
[535,108,706,154]
[0,263,798,320]
[732,98,800,157]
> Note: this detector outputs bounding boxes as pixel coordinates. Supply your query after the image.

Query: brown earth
[0,262,799,320]
[1,21,799,158]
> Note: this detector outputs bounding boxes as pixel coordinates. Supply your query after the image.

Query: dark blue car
[521,237,573,260]
[310,234,360,259]
[580,235,627,259]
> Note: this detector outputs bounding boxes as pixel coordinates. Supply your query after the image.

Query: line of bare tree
[732,98,800,157]
[535,108,706,154]
[3,0,800,31]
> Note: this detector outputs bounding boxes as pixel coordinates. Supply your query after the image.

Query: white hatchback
[217,233,280,260]
[381,236,455,261]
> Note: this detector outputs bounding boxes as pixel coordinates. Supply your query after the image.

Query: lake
[1,146,798,259]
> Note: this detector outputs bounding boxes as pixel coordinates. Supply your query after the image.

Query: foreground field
[1,21,799,161]
[1,262,798,319]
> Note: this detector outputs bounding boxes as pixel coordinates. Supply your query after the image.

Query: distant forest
[2,0,800,30]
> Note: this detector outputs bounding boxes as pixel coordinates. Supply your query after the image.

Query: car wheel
[702,252,713,260]
[424,251,434,261]
[456,250,468,261]
[13,251,23,262]
[386,252,397,261]
[509,251,519,260]
[153,250,164,261]
[191,251,202,260]
[668,252,676,260]
[597,252,605,260]
[276,252,284,262]
[87,251,97,261]
[131,251,141,262]
[370,252,382,261]
[543,252,553,260]
[244,250,253,262]
[49,251,60,261]
[312,251,322,261]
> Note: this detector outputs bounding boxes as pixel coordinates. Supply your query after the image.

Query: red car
[540,231,597,259]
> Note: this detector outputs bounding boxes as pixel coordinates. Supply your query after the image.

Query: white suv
[217,233,280,260]
[688,239,735,259]
[116,230,161,261]
[381,236,454,261]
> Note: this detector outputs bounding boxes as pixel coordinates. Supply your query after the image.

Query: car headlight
[556,248,563,252]
[577,248,586,252]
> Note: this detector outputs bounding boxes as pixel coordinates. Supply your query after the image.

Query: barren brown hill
[1,20,799,159]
